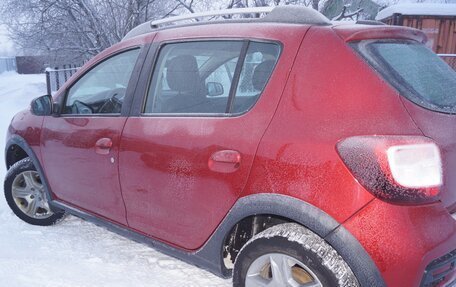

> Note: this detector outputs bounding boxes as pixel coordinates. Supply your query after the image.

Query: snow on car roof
[376,4,456,20]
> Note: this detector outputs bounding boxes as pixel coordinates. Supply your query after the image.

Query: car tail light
[387,144,442,189]
[336,136,442,205]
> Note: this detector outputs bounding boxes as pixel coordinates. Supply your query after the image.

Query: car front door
[41,48,142,225]
[119,37,293,249]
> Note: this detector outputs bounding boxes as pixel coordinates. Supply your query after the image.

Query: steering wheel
[98,90,124,114]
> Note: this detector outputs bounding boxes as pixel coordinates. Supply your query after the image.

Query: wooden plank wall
[383,15,456,54]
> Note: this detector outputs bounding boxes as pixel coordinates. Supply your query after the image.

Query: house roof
[376,4,456,20]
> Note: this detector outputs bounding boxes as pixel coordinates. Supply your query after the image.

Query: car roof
[122,6,331,41]
[121,5,427,45]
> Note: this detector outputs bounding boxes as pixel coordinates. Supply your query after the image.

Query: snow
[0,72,231,287]
[376,4,456,20]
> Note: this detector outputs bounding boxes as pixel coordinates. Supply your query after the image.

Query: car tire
[233,223,359,287]
[4,157,65,226]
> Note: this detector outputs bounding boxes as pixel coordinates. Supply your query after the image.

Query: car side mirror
[206,82,224,97]
[30,95,53,116]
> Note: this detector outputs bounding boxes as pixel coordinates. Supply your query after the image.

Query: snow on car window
[353,40,456,114]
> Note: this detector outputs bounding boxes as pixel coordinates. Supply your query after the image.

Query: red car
[4,6,456,287]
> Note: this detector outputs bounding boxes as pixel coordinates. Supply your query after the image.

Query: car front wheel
[4,157,65,225]
[233,223,359,287]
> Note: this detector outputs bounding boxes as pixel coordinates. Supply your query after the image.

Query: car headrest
[166,55,200,93]
[252,60,275,91]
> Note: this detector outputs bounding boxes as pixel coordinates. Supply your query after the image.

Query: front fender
[5,135,54,204]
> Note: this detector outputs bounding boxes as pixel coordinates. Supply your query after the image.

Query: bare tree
[0,0,171,64]
[0,0,381,65]
[333,4,363,20]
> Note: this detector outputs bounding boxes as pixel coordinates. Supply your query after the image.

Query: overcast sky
[0,0,454,57]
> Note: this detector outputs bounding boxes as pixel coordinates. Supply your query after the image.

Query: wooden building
[376,4,456,69]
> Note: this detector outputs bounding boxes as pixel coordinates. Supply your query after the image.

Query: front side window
[144,40,280,115]
[352,40,456,114]
[63,48,140,115]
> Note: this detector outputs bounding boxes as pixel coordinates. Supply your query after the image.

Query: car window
[63,48,140,115]
[144,41,243,114]
[205,59,237,98]
[144,41,280,115]
[352,40,456,114]
[232,42,280,114]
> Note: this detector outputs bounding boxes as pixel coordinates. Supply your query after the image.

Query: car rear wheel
[233,223,359,287]
[4,157,65,225]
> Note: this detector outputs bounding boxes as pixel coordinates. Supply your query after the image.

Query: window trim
[140,37,282,118]
[226,41,249,113]
[58,46,144,118]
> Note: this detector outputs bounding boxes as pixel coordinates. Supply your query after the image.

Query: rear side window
[144,40,280,115]
[352,40,456,114]
[233,42,281,114]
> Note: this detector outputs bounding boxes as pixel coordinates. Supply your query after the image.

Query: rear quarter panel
[242,26,423,223]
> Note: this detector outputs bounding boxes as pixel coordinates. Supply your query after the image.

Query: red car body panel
[40,117,128,224]
[34,33,157,225]
[343,199,456,287]
[7,110,44,162]
[119,24,310,250]
[242,26,423,222]
[6,20,456,286]
[240,25,456,286]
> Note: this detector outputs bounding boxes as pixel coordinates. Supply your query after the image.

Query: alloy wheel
[11,170,53,219]
[245,253,323,287]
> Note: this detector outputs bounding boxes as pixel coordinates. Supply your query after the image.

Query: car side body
[5,6,456,287]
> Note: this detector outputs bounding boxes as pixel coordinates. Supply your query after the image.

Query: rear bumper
[421,249,456,287]
[342,199,456,287]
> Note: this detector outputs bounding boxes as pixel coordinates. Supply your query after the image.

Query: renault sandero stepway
[4,6,456,287]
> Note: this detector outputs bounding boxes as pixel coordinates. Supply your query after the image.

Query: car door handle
[208,150,241,173]
[95,138,112,155]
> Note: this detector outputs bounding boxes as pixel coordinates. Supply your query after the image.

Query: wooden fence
[0,57,17,73]
[45,65,79,95]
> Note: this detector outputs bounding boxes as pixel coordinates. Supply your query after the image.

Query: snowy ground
[0,72,231,287]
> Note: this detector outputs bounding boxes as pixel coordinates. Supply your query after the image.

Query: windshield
[352,40,456,114]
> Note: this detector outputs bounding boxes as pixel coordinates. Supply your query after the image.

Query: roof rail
[150,7,273,28]
[122,6,331,41]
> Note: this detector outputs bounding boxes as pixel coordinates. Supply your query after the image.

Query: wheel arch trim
[197,193,386,287]
[5,135,55,204]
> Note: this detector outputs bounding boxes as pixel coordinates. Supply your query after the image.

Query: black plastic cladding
[420,249,456,287]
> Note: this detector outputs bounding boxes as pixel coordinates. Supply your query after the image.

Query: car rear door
[40,47,145,225]
[119,26,307,250]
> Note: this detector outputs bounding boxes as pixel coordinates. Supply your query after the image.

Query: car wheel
[4,157,65,226]
[233,223,359,287]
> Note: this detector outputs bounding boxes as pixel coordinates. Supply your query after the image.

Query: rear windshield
[352,40,456,114]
